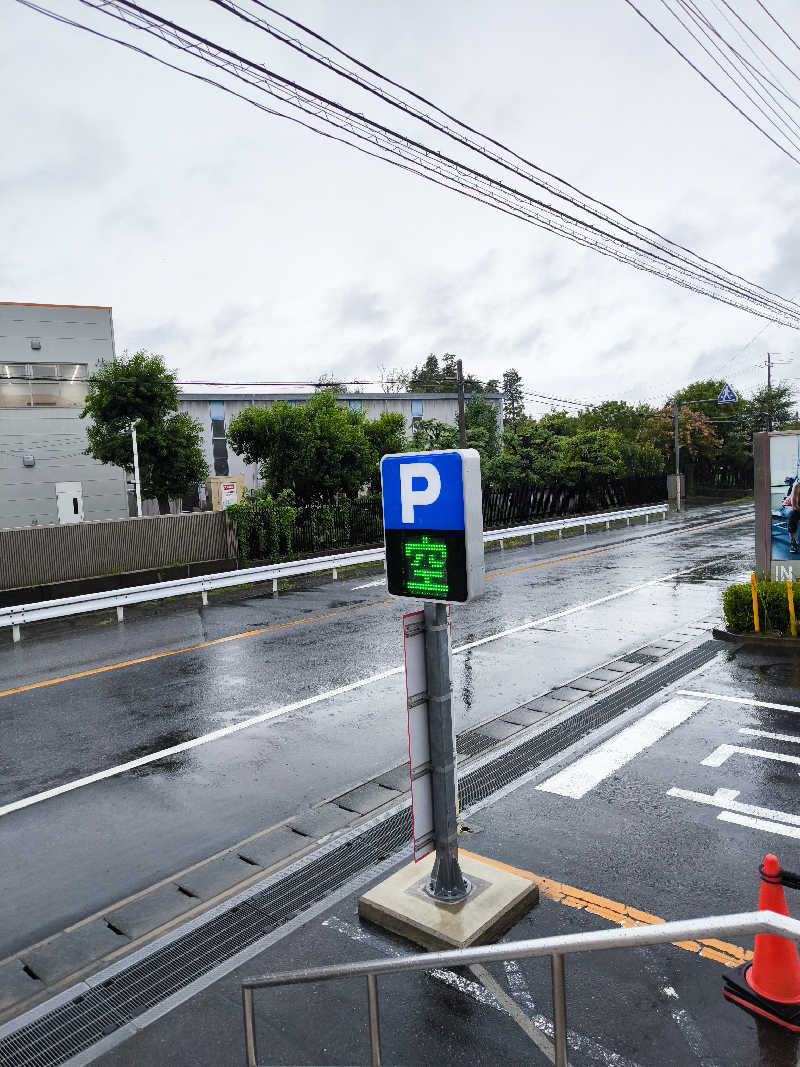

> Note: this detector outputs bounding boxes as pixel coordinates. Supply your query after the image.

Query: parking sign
[380,449,485,602]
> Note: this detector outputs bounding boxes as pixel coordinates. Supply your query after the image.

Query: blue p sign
[380,449,484,602]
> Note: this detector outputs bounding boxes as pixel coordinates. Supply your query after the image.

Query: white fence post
[12,624,21,643]
[116,606,124,622]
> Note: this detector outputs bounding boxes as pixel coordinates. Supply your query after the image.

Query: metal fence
[0,511,238,591]
[242,909,800,1067]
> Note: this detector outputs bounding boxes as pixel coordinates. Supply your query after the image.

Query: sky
[3,0,800,412]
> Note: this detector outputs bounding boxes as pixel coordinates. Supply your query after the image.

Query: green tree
[577,400,654,439]
[464,394,501,461]
[363,411,407,491]
[226,390,374,503]
[409,418,460,451]
[502,369,525,427]
[745,383,796,434]
[406,353,496,394]
[554,429,625,487]
[81,350,208,513]
[638,407,722,472]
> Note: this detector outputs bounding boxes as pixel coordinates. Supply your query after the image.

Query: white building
[0,302,129,529]
[178,389,504,493]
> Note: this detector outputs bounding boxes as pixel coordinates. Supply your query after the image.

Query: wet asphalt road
[0,505,754,959]
[96,644,800,1067]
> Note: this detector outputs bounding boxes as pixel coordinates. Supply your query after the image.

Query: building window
[348,398,362,412]
[411,399,424,418]
[0,363,88,408]
[209,400,229,476]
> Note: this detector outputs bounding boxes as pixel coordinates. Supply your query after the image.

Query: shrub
[723,579,800,634]
[226,489,297,564]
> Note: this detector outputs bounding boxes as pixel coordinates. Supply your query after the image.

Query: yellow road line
[0,599,390,699]
[460,849,752,968]
[486,546,611,578]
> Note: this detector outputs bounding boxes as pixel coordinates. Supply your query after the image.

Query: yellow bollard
[788,580,797,637]
[751,573,760,633]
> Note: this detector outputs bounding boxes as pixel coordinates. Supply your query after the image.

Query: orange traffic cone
[723,854,800,1031]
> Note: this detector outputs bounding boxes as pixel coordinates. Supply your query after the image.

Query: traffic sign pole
[423,600,469,902]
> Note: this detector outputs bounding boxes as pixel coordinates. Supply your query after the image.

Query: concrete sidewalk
[85,640,800,1067]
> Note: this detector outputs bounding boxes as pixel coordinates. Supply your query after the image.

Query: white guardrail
[0,503,666,641]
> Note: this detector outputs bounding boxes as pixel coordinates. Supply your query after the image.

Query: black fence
[481,476,666,530]
[291,498,384,555]
[261,476,667,560]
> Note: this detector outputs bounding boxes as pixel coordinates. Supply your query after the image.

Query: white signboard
[220,482,238,509]
[403,609,434,860]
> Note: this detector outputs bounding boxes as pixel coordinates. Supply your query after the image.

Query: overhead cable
[622,0,800,165]
[19,0,800,327]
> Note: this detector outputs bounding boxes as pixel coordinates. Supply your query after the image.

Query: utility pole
[131,421,143,518]
[456,358,467,447]
[767,351,773,432]
[673,398,681,513]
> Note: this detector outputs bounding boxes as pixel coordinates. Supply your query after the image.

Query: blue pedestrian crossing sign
[380,449,485,602]
[718,383,738,404]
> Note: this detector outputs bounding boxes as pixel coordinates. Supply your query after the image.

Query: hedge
[723,579,800,634]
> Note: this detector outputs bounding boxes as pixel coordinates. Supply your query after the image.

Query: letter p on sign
[400,462,441,524]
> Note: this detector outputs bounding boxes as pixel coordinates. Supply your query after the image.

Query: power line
[622,0,800,165]
[666,0,800,147]
[753,0,800,55]
[19,0,800,327]
[213,0,799,306]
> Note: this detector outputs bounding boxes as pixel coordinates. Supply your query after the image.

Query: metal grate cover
[0,641,717,1067]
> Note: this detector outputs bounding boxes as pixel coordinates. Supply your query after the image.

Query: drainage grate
[0,640,718,1067]
[456,731,497,758]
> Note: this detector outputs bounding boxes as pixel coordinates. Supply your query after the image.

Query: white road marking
[536,696,708,798]
[718,811,800,839]
[324,916,638,1067]
[1,567,705,819]
[502,961,641,1067]
[352,578,386,590]
[667,786,800,827]
[678,690,800,714]
[322,915,499,1007]
[469,964,559,1064]
[701,744,800,769]
[740,727,800,745]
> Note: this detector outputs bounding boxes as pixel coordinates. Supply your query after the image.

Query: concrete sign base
[357,850,539,950]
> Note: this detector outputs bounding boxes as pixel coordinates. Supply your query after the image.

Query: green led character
[404,535,449,596]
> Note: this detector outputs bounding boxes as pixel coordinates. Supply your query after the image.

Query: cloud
[0,115,123,200]
[335,286,389,327]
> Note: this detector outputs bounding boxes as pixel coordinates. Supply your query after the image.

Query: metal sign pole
[423,600,469,902]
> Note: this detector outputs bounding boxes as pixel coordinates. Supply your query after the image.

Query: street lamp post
[131,421,142,518]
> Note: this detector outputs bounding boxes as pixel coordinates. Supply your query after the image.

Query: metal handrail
[241,909,800,1067]
[0,503,667,639]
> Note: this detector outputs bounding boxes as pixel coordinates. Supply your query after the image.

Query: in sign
[380,449,484,603]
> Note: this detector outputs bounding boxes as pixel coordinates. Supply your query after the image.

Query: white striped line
[701,744,800,768]
[739,727,800,744]
[536,696,708,798]
[678,690,800,714]
[718,811,800,840]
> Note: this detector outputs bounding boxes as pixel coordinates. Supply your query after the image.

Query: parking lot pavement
[81,638,800,1067]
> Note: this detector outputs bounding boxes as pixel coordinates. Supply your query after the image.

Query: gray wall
[0,303,129,529]
[179,391,504,492]
[0,510,237,591]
